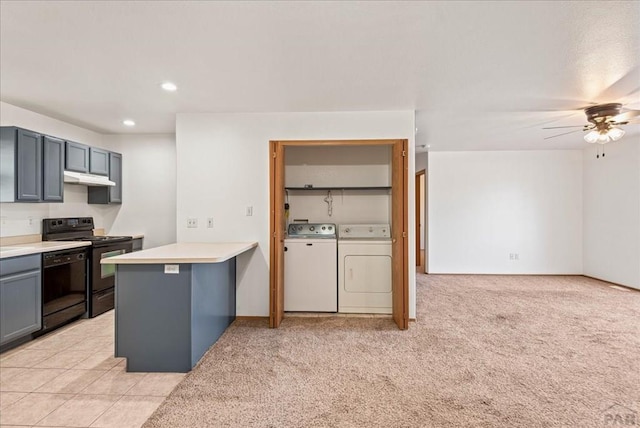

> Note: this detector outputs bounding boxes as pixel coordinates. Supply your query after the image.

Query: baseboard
[582,275,640,292]
[235,316,269,321]
[423,272,583,276]
[420,272,639,291]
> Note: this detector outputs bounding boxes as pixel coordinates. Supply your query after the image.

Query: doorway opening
[269,139,409,330]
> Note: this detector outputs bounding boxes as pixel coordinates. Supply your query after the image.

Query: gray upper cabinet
[43,136,65,202]
[89,147,109,176]
[88,151,123,204]
[0,127,43,202]
[65,141,89,173]
[1,126,120,204]
[16,129,43,201]
[0,254,42,346]
[109,152,122,203]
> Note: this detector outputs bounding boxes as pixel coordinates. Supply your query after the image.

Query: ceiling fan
[543,103,640,143]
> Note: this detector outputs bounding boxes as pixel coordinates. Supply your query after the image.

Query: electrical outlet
[246,206,253,216]
[207,218,214,228]
[187,218,198,228]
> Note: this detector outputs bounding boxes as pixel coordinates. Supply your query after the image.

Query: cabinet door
[65,141,89,173]
[0,270,42,344]
[109,152,122,204]
[89,147,109,176]
[16,129,42,201]
[132,238,143,252]
[43,136,64,202]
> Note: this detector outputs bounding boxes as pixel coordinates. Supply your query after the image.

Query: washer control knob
[322,226,326,230]
[297,226,303,231]
[345,228,350,233]
[309,226,315,231]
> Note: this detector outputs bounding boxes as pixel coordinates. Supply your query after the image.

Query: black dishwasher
[41,248,87,333]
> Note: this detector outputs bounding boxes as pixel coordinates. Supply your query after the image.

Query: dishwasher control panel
[287,223,336,238]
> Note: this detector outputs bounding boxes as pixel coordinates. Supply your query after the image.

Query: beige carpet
[144,275,640,427]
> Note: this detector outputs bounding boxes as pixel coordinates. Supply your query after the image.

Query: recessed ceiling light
[161,82,177,92]
[123,119,135,127]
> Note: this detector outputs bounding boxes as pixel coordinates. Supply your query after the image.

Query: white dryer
[338,224,392,314]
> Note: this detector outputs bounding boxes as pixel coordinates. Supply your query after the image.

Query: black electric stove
[42,217,133,317]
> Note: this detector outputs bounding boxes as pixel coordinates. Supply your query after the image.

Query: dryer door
[344,255,392,293]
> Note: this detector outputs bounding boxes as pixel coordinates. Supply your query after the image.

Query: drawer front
[0,254,41,276]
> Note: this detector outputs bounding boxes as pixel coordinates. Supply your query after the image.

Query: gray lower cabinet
[115,259,236,372]
[88,151,122,204]
[0,254,42,345]
[89,147,109,176]
[43,136,65,202]
[65,141,89,173]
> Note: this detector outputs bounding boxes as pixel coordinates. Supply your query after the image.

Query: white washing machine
[338,224,392,314]
[284,223,337,312]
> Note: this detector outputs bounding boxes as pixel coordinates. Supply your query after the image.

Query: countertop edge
[101,242,258,265]
[0,241,92,260]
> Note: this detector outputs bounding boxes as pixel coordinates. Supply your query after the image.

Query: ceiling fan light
[597,133,610,144]
[584,130,600,144]
[608,127,625,141]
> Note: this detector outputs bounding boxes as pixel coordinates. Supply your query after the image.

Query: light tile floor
[0,310,185,428]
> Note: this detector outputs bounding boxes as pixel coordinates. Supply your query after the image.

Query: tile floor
[0,310,185,428]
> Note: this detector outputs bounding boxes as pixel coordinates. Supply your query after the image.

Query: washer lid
[339,224,391,239]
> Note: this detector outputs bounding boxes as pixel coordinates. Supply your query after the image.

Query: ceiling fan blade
[543,129,584,140]
[612,109,640,123]
[597,66,640,101]
[542,125,585,129]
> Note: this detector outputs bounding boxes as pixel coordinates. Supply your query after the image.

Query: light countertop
[0,241,92,259]
[101,242,258,265]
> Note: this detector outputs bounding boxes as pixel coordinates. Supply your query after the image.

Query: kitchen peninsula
[101,242,258,373]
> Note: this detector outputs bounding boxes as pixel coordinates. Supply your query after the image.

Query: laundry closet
[283,145,393,314]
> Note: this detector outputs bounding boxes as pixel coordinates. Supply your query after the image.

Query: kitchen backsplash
[0,184,117,237]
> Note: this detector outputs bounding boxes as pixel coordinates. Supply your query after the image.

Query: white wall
[583,139,640,289]
[0,102,112,236]
[286,145,391,225]
[101,134,177,249]
[428,150,583,274]
[176,111,416,318]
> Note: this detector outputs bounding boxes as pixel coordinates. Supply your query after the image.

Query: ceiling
[1,1,638,151]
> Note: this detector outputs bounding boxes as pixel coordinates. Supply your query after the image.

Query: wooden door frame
[269,139,409,330]
[415,169,425,268]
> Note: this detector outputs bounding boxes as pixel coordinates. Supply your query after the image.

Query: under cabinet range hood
[63,171,115,187]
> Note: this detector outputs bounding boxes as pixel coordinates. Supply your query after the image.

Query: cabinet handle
[0,270,40,282]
